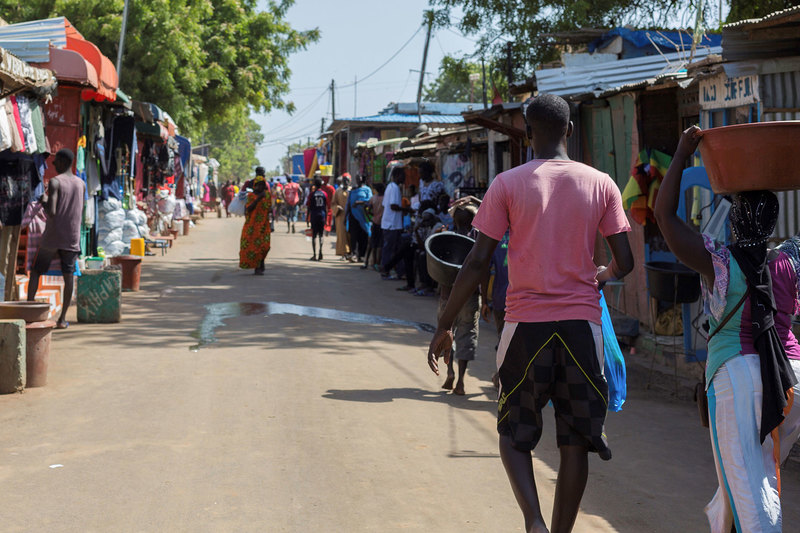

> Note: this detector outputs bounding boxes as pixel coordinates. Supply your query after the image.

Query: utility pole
[416,11,434,123]
[354,75,357,116]
[506,42,514,91]
[481,57,488,109]
[320,117,326,135]
[330,79,336,121]
[116,0,130,85]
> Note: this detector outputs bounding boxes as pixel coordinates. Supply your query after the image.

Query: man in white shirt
[380,166,408,276]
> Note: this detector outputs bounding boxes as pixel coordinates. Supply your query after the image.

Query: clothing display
[14,95,38,154]
[0,154,36,226]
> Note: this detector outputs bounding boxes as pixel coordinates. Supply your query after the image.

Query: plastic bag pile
[97,198,149,257]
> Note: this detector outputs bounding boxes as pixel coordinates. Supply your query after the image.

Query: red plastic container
[110,255,142,291]
[699,121,800,194]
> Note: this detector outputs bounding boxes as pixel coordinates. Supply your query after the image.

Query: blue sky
[254,0,476,171]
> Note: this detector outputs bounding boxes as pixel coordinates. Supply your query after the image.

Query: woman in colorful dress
[239,175,272,275]
[655,126,800,533]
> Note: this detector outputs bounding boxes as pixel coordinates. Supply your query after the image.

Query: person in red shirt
[428,94,633,533]
[282,176,301,233]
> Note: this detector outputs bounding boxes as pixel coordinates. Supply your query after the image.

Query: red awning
[65,36,117,102]
[32,46,98,88]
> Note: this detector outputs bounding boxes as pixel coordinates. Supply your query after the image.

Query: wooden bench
[145,234,174,256]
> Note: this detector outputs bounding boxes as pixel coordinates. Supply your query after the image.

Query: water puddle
[189,301,435,351]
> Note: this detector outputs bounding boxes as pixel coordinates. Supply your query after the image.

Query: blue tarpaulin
[589,28,722,54]
[291,154,304,175]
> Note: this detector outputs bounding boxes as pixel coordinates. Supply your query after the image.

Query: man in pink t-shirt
[427,94,633,533]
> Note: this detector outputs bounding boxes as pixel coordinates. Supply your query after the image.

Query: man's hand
[427,327,454,375]
[481,302,491,322]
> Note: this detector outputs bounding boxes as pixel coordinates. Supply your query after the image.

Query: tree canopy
[424,55,508,103]
[0,0,318,178]
[1,0,319,133]
[427,0,795,79]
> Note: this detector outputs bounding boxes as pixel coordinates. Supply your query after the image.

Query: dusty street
[1,216,798,532]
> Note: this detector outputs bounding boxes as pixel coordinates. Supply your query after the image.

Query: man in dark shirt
[28,149,85,329]
[307,177,329,261]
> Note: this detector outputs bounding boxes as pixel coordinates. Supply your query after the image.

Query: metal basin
[0,301,51,323]
[424,231,475,287]
[699,121,800,194]
[644,261,701,303]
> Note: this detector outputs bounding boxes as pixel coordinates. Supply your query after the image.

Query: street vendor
[654,126,800,533]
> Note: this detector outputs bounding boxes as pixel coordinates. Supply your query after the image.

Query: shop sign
[700,74,759,110]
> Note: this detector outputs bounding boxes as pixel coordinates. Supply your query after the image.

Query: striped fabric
[705,356,800,532]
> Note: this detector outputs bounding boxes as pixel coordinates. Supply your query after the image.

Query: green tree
[728,0,799,20]
[279,141,314,174]
[0,0,319,135]
[424,55,508,102]
[428,1,786,77]
[206,105,264,183]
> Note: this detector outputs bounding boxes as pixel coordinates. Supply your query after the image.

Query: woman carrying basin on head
[239,169,272,275]
[654,125,800,532]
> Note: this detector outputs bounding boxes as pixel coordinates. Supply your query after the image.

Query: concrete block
[0,319,26,393]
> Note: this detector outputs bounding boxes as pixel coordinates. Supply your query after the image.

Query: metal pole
[416,12,433,123]
[354,75,357,116]
[116,0,130,85]
[481,57,488,109]
[331,79,336,121]
[506,42,513,89]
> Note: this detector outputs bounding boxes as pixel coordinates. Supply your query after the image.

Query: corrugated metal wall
[761,71,800,110]
[762,72,800,240]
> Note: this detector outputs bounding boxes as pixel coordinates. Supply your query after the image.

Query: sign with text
[700,74,759,110]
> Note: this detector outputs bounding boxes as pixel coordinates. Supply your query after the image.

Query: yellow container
[130,238,145,257]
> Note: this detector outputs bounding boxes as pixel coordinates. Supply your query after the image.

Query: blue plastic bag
[600,292,627,412]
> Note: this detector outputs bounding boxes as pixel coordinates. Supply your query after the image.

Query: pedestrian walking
[321,174,335,235]
[27,149,85,329]
[438,199,482,395]
[283,175,301,233]
[239,172,272,275]
[222,180,235,217]
[381,166,411,277]
[362,182,385,270]
[427,94,634,533]
[483,230,510,389]
[346,175,372,262]
[333,175,350,259]
[307,176,329,261]
[655,126,800,533]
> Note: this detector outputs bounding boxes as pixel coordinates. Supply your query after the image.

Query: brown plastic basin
[0,302,51,323]
[699,121,800,194]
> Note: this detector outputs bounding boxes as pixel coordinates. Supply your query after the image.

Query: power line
[338,24,423,89]
[262,87,328,135]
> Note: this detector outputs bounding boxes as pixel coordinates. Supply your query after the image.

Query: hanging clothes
[28,99,47,154]
[0,154,35,226]
[0,98,12,152]
[4,97,24,152]
[13,95,36,154]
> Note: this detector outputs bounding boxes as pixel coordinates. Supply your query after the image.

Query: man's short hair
[313,177,323,188]
[525,94,570,140]
[55,148,75,165]
[255,166,265,176]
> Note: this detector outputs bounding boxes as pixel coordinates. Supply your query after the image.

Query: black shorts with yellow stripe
[496,320,611,460]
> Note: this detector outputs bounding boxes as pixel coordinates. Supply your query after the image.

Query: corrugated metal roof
[535,46,722,98]
[723,6,800,30]
[0,39,51,62]
[336,113,465,124]
[0,17,70,48]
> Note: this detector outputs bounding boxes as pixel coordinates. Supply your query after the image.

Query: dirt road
[1,216,797,532]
